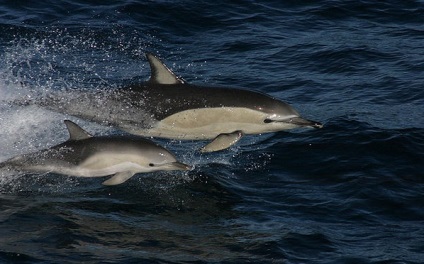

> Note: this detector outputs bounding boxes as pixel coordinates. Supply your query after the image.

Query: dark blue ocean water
[0,1,423,263]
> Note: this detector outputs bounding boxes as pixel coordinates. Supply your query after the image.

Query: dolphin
[36,53,322,150]
[0,120,191,185]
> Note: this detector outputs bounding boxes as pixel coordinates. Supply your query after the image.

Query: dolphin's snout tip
[312,121,323,129]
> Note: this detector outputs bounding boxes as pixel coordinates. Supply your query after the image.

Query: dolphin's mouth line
[264,117,323,129]
[156,161,192,171]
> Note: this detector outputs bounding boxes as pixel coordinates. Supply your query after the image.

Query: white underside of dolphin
[133,107,300,140]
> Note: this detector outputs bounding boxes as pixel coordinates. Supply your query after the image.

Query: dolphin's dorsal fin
[146,53,185,85]
[64,120,93,141]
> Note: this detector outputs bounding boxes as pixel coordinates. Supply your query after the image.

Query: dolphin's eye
[264,119,273,123]
[149,163,155,167]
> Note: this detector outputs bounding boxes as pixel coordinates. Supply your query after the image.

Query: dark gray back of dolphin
[125,83,299,122]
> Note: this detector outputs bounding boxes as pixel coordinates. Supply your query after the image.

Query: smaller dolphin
[0,120,191,185]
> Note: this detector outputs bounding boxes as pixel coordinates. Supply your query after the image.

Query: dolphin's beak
[289,117,323,129]
[267,117,323,128]
[170,162,193,171]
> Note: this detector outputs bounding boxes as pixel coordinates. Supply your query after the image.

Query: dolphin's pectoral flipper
[200,130,244,153]
[146,53,185,85]
[102,171,136,186]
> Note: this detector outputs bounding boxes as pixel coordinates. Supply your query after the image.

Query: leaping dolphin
[0,120,191,185]
[37,53,322,151]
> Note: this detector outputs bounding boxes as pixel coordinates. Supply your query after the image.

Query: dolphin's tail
[0,156,24,172]
[0,160,13,171]
[8,98,32,107]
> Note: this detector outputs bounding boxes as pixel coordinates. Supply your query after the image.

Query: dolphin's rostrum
[0,120,191,185]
